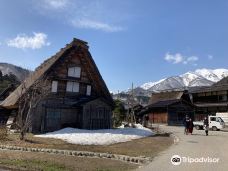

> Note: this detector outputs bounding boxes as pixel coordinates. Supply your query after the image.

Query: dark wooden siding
[82,99,112,130]
[149,112,168,123]
[46,50,96,99]
[30,98,112,133]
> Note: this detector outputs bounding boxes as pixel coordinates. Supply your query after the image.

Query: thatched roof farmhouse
[0,38,114,133]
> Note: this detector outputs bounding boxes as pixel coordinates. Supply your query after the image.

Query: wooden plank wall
[82,99,112,129]
[149,112,168,123]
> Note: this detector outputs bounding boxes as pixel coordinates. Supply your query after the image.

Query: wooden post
[130,82,134,124]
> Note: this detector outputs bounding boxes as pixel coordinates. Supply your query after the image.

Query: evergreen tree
[0,70,2,81]
[113,100,126,127]
[0,71,20,93]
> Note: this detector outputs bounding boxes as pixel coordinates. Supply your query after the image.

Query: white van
[193,116,225,131]
[216,113,228,126]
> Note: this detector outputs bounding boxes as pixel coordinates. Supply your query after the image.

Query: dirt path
[137,125,228,171]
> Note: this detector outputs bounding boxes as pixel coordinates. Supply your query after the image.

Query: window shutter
[68,67,75,77]
[66,81,79,92]
[51,81,58,93]
[68,67,81,78]
[86,85,91,96]
[74,67,81,78]
[66,81,73,92]
[73,82,79,92]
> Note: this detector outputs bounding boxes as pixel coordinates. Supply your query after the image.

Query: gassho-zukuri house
[0,38,114,133]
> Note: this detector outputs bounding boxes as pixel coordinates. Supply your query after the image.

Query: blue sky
[0,0,228,92]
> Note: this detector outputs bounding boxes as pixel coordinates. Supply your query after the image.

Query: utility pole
[130,82,134,124]
[130,82,136,126]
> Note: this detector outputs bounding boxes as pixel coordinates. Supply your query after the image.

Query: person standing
[203,116,209,136]
[183,115,190,135]
[189,118,194,135]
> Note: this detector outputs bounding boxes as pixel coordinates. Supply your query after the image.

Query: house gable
[0,38,113,109]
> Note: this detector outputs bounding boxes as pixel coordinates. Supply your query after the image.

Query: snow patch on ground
[35,124,154,145]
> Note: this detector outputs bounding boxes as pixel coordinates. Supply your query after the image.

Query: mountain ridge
[113,68,228,100]
[0,63,31,82]
[140,68,228,92]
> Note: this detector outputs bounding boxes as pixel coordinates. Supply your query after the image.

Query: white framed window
[68,67,81,78]
[51,81,58,93]
[66,81,79,92]
[86,85,91,96]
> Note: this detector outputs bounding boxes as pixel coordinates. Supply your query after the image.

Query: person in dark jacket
[183,115,190,135]
[203,116,209,136]
[189,118,194,135]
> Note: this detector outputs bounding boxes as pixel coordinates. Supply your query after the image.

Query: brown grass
[2,133,173,158]
[0,150,136,171]
[0,132,173,171]
[0,126,8,141]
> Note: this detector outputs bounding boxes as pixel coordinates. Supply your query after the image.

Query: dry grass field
[0,132,173,170]
[0,133,172,158]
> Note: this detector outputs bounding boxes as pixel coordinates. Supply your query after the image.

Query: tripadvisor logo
[171,155,181,165]
[171,155,220,165]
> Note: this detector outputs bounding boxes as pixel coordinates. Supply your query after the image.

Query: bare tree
[126,82,136,127]
[17,77,50,140]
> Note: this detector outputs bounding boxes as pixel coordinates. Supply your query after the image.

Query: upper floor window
[66,81,79,92]
[219,95,227,102]
[86,85,92,96]
[51,81,58,93]
[68,67,81,78]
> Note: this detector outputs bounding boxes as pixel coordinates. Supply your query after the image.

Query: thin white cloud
[186,56,199,63]
[164,53,184,64]
[164,53,199,65]
[208,55,213,60]
[7,32,50,49]
[33,0,125,32]
[71,19,124,32]
[42,0,69,9]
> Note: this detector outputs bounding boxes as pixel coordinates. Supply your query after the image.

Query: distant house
[139,90,195,125]
[189,76,228,120]
[0,38,114,133]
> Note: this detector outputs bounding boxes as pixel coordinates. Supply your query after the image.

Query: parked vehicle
[216,112,228,126]
[193,116,225,131]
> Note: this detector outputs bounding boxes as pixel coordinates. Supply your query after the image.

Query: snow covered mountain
[113,68,228,105]
[0,63,30,81]
[140,68,228,93]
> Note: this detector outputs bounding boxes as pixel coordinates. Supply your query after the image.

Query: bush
[113,100,126,128]
[0,125,8,141]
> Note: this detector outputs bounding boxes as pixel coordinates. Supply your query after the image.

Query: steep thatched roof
[0,84,16,101]
[149,91,184,104]
[1,38,113,109]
